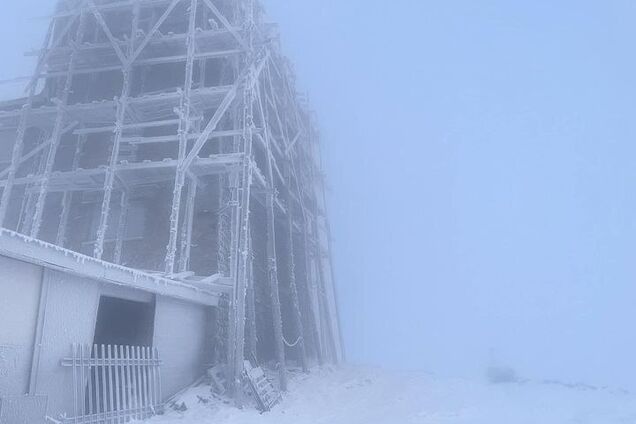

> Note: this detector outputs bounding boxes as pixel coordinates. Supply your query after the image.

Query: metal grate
[61,344,162,424]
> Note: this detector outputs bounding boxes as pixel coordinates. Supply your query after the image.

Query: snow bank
[146,366,636,424]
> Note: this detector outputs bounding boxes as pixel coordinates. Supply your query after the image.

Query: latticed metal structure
[0,0,342,397]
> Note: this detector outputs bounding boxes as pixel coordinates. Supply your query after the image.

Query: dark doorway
[93,296,155,346]
[87,296,156,416]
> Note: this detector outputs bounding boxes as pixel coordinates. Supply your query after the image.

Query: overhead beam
[128,0,182,66]
[87,0,128,66]
[201,0,248,50]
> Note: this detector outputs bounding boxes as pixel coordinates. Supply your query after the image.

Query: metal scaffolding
[0,0,343,398]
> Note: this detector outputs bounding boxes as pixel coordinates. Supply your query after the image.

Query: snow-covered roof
[0,228,222,306]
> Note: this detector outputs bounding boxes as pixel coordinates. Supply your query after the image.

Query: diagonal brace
[201,0,248,50]
[128,0,182,66]
[87,0,128,66]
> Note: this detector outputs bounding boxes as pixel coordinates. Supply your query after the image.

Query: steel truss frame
[0,0,343,400]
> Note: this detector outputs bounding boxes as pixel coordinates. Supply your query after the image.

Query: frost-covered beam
[257,80,309,371]
[29,49,242,81]
[0,121,78,181]
[73,118,201,135]
[48,0,175,18]
[30,11,88,238]
[180,85,238,172]
[0,20,58,227]
[0,229,221,306]
[165,0,198,274]
[201,0,248,50]
[25,11,81,92]
[178,176,197,272]
[0,155,242,191]
[87,0,128,66]
[56,133,86,247]
[290,161,325,364]
[254,79,288,390]
[127,0,182,66]
[121,129,245,145]
[93,1,140,259]
[112,190,129,264]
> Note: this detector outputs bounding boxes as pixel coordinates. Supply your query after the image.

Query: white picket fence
[61,344,162,423]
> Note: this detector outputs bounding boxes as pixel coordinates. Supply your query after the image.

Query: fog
[4,0,636,392]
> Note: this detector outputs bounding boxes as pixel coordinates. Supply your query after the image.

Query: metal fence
[61,344,162,424]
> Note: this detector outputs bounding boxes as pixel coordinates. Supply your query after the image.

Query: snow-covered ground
[148,366,636,424]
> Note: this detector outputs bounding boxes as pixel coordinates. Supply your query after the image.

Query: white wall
[153,297,209,400]
[34,270,101,418]
[1,253,211,418]
[0,256,42,396]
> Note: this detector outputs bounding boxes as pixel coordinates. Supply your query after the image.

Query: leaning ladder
[242,361,281,412]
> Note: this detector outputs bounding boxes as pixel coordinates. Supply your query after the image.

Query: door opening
[93,295,155,346]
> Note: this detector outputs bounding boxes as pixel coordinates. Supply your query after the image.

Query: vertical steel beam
[263,58,325,365]
[93,1,139,259]
[290,163,325,365]
[309,128,344,362]
[165,0,198,273]
[255,81,287,390]
[31,11,88,238]
[285,170,309,372]
[178,175,197,272]
[0,16,56,228]
[89,0,140,259]
[113,190,129,264]
[18,130,50,236]
[229,121,254,400]
[57,133,86,246]
[261,64,310,369]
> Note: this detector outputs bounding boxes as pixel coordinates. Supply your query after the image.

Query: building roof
[0,228,224,306]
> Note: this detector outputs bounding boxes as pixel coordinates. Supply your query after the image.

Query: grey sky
[3,0,636,390]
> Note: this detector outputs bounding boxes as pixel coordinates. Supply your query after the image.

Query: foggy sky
[3,0,636,390]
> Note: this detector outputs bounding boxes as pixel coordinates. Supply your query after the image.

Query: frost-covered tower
[0,0,342,403]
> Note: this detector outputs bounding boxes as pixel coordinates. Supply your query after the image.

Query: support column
[31,12,87,238]
[165,0,198,273]
[0,19,55,227]
[94,2,140,259]
[229,140,254,399]
[113,190,129,264]
[256,85,288,389]
[177,176,197,272]
[285,171,309,372]
[264,187,287,390]
[292,165,325,365]
[246,231,258,360]
[57,133,86,246]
